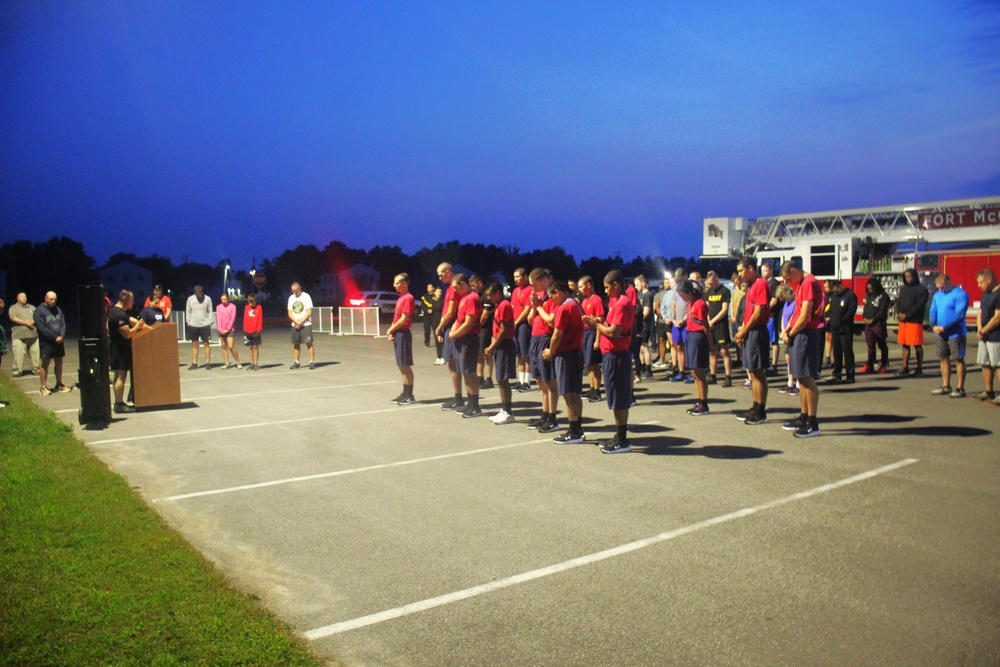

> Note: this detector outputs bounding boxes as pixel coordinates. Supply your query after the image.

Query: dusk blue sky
[2,1,998,271]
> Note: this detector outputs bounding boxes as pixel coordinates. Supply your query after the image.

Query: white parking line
[303,458,920,640]
[53,380,398,415]
[88,403,441,445]
[153,438,554,502]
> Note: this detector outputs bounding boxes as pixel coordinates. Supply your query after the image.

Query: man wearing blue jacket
[34,291,72,395]
[929,274,969,398]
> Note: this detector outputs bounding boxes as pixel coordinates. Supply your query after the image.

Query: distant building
[99,261,152,304]
[315,264,380,305]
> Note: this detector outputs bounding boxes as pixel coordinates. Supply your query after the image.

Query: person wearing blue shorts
[734,258,773,425]
[387,273,416,405]
[583,270,636,454]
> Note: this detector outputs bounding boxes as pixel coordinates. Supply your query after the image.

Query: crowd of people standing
[387,260,1000,452]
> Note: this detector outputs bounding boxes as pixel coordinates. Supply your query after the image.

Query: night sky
[2,1,998,271]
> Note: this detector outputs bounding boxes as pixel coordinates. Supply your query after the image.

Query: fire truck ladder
[740,196,1000,255]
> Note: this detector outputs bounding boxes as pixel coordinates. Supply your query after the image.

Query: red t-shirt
[243,304,263,334]
[792,274,824,330]
[531,293,554,336]
[582,294,605,328]
[511,285,532,323]
[442,286,457,324]
[492,299,515,340]
[553,299,584,351]
[743,278,771,328]
[392,292,415,329]
[454,291,483,336]
[626,285,638,306]
[600,295,635,354]
[144,295,173,314]
[686,299,708,333]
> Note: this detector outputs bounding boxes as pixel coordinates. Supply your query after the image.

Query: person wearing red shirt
[734,257,772,425]
[510,267,531,392]
[483,281,517,424]
[779,261,823,437]
[583,270,635,454]
[579,275,605,402]
[543,281,585,443]
[242,293,263,370]
[450,274,484,418]
[387,273,417,405]
[436,263,465,411]
[144,284,173,320]
[511,268,533,392]
[678,280,713,416]
[526,268,558,432]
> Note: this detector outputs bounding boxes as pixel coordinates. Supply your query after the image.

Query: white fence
[337,307,382,337]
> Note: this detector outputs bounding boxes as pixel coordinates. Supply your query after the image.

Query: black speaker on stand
[77,285,111,425]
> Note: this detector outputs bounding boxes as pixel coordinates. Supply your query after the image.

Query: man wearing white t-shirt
[287,282,315,369]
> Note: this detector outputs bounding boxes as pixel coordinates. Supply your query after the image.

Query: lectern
[131,322,182,408]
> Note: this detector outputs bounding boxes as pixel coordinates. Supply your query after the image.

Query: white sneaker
[434,358,445,365]
[651,360,667,369]
[492,410,516,425]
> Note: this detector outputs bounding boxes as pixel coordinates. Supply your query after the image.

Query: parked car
[346,291,399,314]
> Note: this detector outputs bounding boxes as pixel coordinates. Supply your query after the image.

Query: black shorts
[393,328,413,367]
[742,327,769,372]
[188,325,211,343]
[655,322,669,339]
[529,334,555,381]
[478,324,493,352]
[789,329,820,379]
[108,343,132,372]
[601,350,633,411]
[711,321,731,347]
[493,338,517,381]
[244,333,262,347]
[686,330,710,370]
[454,334,480,375]
[515,322,531,358]
[583,328,602,367]
[39,337,65,361]
[555,349,584,396]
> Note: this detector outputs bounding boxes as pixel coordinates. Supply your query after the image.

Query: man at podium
[108,290,145,414]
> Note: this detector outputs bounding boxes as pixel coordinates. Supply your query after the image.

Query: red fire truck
[702,196,1000,323]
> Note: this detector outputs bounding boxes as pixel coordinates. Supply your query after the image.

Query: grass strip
[0,374,327,666]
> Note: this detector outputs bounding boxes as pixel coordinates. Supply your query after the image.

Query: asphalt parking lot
[16,327,1000,666]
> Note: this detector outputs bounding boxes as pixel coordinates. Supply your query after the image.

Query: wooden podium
[131,322,182,408]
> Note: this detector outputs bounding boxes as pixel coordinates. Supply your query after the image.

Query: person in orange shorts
[895,269,928,376]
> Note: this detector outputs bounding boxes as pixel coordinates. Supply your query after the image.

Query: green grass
[0,374,328,666]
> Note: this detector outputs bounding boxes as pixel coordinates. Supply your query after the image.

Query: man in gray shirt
[185,285,214,369]
[8,292,40,376]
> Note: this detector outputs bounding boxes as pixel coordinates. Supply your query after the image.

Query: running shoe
[461,405,484,418]
[722,376,733,388]
[396,396,416,406]
[553,431,585,444]
[786,386,800,396]
[793,423,821,438]
[744,411,768,425]
[686,403,709,416]
[600,436,632,454]
[782,414,807,431]
[526,417,545,429]
[538,419,559,433]
[949,388,966,398]
[930,386,952,396]
[441,397,463,411]
[290,362,301,370]
[493,411,516,425]
[56,384,72,393]
[876,365,889,374]
[588,391,603,403]
[741,379,752,390]
[113,402,136,414]
[39,386,52,396]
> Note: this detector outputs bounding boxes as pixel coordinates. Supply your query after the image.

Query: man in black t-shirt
[705,271,733,386]
[108,290,145,414]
